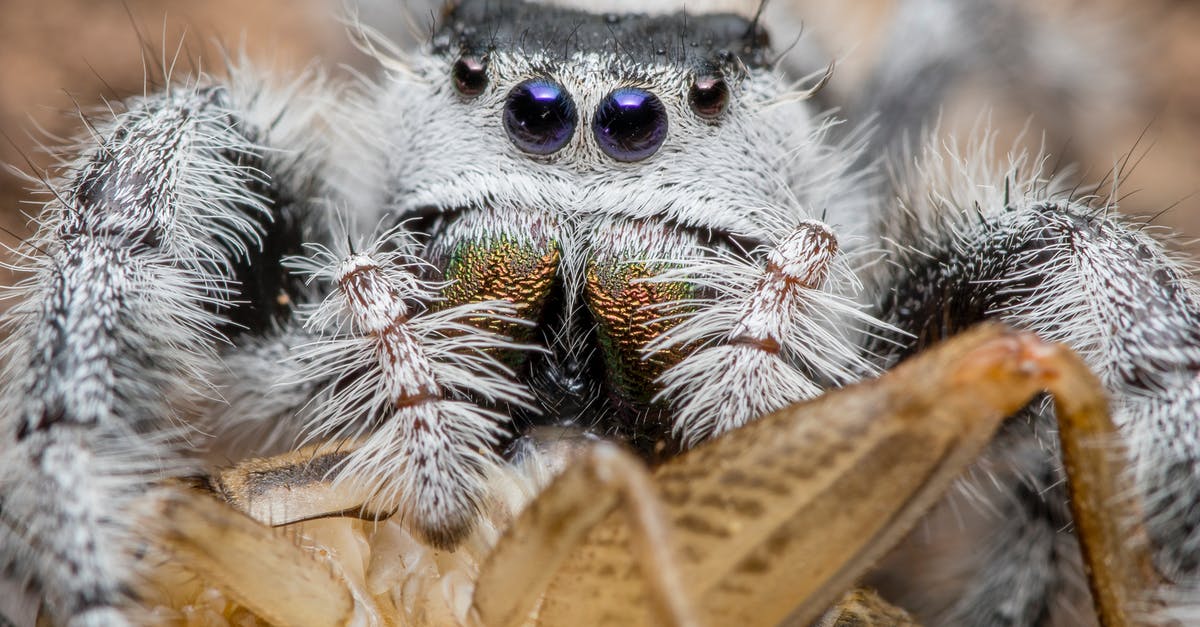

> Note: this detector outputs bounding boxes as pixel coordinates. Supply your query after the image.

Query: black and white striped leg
[0,76,322,625]
[868,159,1200,624]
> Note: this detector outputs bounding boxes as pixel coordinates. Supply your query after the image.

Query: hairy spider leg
[0,79,320,625]
[580,216,883,452]
[868,142,1199,624]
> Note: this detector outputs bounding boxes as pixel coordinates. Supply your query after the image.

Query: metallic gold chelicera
[438,234,561,360]
[585,258,694,404]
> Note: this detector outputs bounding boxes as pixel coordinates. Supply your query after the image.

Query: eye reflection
[503,79,577,155]
[593,88,668,162]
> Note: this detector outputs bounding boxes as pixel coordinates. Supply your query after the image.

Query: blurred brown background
[0,0,1197,266]
[0,0,358,296]
[0,0,349,218]
[790,0,1200,242]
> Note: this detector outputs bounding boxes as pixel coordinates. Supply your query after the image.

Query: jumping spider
[1,0,1198,626]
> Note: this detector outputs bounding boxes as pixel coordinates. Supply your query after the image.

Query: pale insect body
[1,0,1199,626]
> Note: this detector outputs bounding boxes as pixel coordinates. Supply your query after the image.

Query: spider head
[437,0,769,161]
[356,0,866,438]
[367,0,855,241]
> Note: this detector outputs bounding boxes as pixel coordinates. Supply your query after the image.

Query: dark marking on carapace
[435,0,771,71]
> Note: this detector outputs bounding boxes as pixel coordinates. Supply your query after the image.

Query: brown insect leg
[202,442,392,526]
[150,489,357,627]
[472,441,698,627]
[814,588,919,626]
[536,324,1151,627]
[147,325,1152,627]
[1049,355,1163,625]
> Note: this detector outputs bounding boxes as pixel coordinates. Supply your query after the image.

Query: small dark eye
[689,76,729,120]
[503,79,577,155]
[592,88,668,162]
[452,56,488,97]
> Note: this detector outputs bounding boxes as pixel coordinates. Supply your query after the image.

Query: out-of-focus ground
[0,0,1197,270]
[791,0,1200,241]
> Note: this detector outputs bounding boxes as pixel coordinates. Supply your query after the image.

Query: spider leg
[0,73,323,624]
[869,145,1200,621]
[583,217,880,451]
[526,325,1149,626]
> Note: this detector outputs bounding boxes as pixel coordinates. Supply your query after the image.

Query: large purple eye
[592,88,668,162]
[504,79,577,155]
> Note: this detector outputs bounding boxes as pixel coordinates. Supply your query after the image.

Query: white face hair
[370,5,859,240]
[308,0,886,466]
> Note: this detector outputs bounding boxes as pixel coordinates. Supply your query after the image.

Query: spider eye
[504,79,577,155]
[452,56,488,97]
[592,88,668,162]
[689,76,730,120]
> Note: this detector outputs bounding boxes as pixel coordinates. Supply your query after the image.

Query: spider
[1,0,1197,625]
